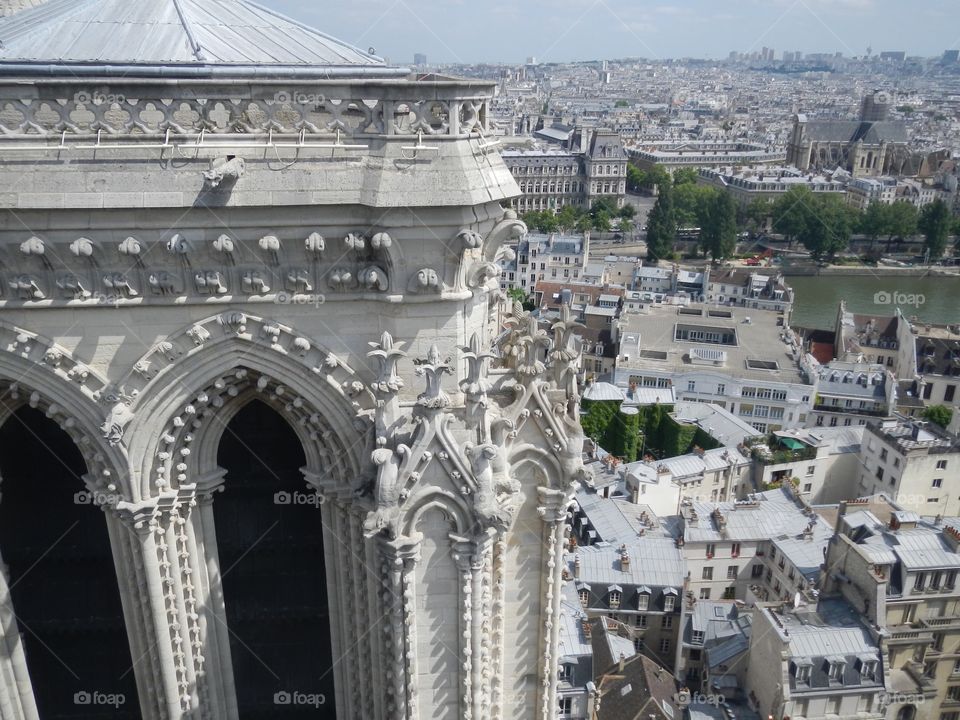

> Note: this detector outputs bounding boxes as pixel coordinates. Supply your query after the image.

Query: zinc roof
[0,0,385,67]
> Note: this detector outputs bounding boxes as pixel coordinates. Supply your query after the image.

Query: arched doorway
[214,399,336,718]
[0,405,140,718]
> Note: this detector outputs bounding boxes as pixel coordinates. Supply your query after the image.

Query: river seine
[788,274,960,330]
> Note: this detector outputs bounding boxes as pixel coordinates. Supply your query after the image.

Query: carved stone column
[190,470,237,720]
[537,488,572,720]
[121,486,208,719]
[377,534,421,720]
[0,548,40,720]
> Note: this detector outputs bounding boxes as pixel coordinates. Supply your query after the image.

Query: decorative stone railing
[0,79,494,141]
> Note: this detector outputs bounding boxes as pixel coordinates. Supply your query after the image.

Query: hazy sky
[264,0,958,65]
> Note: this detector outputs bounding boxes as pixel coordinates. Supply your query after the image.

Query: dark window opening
[0,406,140,718]
[215,399,336,718]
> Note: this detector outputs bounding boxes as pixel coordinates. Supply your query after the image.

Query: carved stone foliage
[115,312,376,470]
[0,222,545,307]
[0,324,122,501]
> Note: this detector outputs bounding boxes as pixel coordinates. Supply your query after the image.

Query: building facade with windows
[615,304,814,432]
[855,417,960,516]
[501,128,627,214]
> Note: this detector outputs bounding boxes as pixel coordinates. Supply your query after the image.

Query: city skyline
[266,0,959,64]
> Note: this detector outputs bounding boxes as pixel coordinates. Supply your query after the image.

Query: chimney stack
[574,555,581,578]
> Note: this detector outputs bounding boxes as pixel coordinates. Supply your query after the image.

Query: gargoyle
[362,443,409,537]
[101,401,134,446]
[203,156,245,189]
[466,442,519,530]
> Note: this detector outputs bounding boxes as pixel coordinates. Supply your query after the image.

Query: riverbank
[780,265,960,277]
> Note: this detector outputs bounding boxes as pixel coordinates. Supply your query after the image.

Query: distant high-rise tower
[414,52,427,66]
[943,49,959,64]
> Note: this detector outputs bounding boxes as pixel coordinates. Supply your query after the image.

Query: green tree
[593,210,612,233]
[506,287,527,305]
[645,180,677,262]
[884,201,918,253]
[626,164,646,193]
[771,186,816,244]
[619,203,637,219]
[674,182,715,229]
[859,201,889,248]
[590,197,618,218]
[701,191,738,261]
[644,165,671,192]
[797,195,854,261]
[743,197,771,233]
[918,199,951,260]
[522,210,560,234]
[922,404,953,429]
[556,204,582,232]
[672,167,700,187]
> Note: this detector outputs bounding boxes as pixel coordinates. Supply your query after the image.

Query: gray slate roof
[0,0,387,68]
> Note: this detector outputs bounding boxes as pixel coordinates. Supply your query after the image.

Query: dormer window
[637,589,650,611]
[827,658,846,682]
[794,660,812,684]
[664,594,676,612]
[858,657,877,680]
[608,585,622,608]
[576,582,591,608]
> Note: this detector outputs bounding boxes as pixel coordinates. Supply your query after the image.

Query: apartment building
[855,416,960,516]
[615,304,814,431]
[746,600,886,720]
[680,488,833,604]
[807,360,897,429]
[567,539,688,672]
[499,231,590,293]
[824,503,960,720]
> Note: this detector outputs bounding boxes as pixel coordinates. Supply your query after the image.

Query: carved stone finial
[414,345,452,409]
[259,235,282,265]
[212,234,235,260]
[460,333,494,396]
[359,266,389,292]
[515,314,549,378]
[344,233,366,255]
[408,268,440,294]
[367,331,406,394]
[371,232,392,252]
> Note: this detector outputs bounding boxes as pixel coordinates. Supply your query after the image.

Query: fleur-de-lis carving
[367,331,406,394]
[414,345,452,409]
[515,314,549,377]
[550,303,582,365]
[459,333,494,396]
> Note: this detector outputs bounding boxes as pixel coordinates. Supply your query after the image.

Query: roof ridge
[171,0,205,62]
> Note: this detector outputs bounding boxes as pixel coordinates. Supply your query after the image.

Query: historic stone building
[501,128,628,213]
[0,2,586,719]
[786,91,939,178]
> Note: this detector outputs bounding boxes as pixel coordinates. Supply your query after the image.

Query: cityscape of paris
[0,0,957,718]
